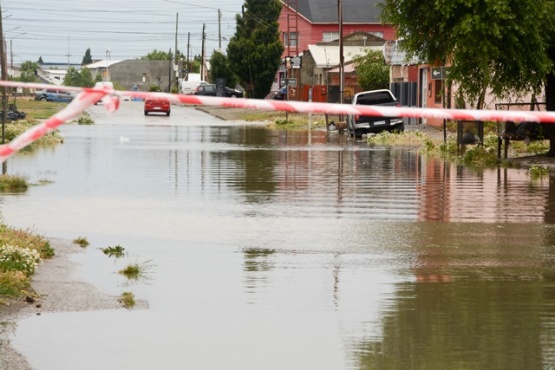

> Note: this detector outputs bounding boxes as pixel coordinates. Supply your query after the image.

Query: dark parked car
[347,89,404,138]
[195,84,243,98]
[34,89,74,102]
[39,92,73,103]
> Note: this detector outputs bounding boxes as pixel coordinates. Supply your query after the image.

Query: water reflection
[5,120,555,369]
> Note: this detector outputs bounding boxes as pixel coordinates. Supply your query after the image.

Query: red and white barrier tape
[0,80,553,163]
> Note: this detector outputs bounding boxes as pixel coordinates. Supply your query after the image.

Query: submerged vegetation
[119,291,136,308]
[73,236,89,248]
[101,245,126,258]
[0,174,29,193]
[118,260,155,282]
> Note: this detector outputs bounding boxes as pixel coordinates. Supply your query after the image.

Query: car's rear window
[355,91,395,105]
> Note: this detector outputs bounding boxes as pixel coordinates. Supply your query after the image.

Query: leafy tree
[79,68,95,87]
[37,56,44,65]
[352,50,389,91]
[18,61,39,82]
[82,48,93,65]
[381,0,555,154]
[142,49,185,61]
[209,51,237,87]
[227,0,284,98]
[63,67,94,87]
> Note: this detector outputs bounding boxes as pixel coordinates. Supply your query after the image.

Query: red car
[144,97,171,116]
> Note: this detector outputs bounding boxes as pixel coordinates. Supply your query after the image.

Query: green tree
[81,48,93,65]
[63,67,95,87]
[18,61,39,83]
[37,56,44,65]
[209,51,237,87]
[142,49,185,61]
[352,50,389,91]
[227,0,284,98]
[79,68,95,87]
[63,67,82,86]
[381,0,555,154]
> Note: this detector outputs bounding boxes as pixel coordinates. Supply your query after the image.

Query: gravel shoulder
[0,238,148,370]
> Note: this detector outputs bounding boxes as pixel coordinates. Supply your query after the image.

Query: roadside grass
[74,112,94,125]
[368,123,550,171]
[2,98,65,152]
[238,111,330,129]
[0,224,54,303]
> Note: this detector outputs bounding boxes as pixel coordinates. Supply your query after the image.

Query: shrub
[0,245,41,277]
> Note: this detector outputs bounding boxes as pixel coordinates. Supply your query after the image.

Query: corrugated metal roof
[308,44,382,68]
[285,0,383,24]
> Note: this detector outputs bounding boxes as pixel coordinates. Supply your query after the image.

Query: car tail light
[355,115,360,120]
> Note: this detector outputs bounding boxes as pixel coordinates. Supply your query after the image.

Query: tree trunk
[545,71,555,156]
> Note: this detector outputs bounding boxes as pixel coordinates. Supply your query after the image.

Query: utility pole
[174,12,179,92]
[0,2,7,150]
[168,48,172,92]
[200,24,205,80]
[187,32,190,81]
[218,9,222,50]
[338,0,344,106]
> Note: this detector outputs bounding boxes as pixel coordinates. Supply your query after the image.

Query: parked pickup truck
[347,89,404,138]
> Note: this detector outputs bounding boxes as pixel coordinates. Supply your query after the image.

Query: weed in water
[101,245,126,258]
[529,165,549,180]
[73,236,89,248]
[119,291,136,308]
[243,247,276,258]
[118,260,155,282]
[0,174,28,193]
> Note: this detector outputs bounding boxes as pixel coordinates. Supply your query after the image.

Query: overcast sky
[1,0,246,65]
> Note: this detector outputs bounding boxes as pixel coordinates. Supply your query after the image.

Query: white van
[181,80,207,95]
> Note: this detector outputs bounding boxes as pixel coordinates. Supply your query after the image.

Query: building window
[284,32,298,48]
[322,32,339,42]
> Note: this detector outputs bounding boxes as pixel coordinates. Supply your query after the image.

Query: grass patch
[119,291,136,308]
[75,112,94,125]
[368,126,550,171]
[118,260,154,282]
[237,110,329,129]
[0,174,29,192]
[101,245,126,258]
[0,223,52,302]
[73,236,89,248]
[0,224,54,259]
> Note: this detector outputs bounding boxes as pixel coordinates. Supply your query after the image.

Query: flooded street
[3,102,555,369]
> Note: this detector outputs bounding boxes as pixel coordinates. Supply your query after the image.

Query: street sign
[287,78,296,86]
[431,67,444,80]
[291,56,302,69]
[431,66,451,80]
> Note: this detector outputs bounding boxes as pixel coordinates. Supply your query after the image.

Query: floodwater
[4,104,555,369]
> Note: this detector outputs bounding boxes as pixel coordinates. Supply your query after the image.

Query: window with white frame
[284,32,298,47]
[322,32,339,42]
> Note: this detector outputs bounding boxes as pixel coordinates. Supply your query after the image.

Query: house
[276,0,397,99]
[298,31,385,102]
[278,0,396,59]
